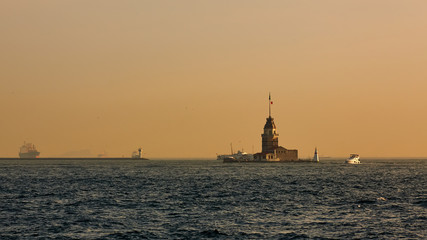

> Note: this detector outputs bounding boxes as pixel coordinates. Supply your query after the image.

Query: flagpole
[269,92,271,118]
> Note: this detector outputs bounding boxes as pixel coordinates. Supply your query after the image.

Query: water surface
[1,159,426,239]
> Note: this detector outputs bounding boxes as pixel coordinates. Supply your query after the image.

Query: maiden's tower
[254,94,298,161]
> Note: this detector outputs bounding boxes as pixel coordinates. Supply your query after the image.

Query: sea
[0,159,425,239]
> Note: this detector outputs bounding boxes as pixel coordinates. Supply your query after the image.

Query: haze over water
[1,1,427,159]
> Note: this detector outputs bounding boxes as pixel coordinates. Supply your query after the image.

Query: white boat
[313,147,319,162]
[217,143,254,162]
[217,150,254,162]
[346,154,360,164]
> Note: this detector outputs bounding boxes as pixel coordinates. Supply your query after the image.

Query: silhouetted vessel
[19,142,40,158]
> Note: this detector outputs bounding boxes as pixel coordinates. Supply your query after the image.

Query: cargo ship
[19,142,40,158]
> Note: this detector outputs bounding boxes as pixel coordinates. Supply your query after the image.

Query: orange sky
[1,1,426,158]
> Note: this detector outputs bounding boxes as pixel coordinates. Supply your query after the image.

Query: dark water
[0,159,426,239]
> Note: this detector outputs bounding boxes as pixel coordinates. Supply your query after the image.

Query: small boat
[217,150,254,162]
[217,143,254,162]
[346,154,360,164]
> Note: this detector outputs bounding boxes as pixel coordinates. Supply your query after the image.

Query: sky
[1,0,426,158]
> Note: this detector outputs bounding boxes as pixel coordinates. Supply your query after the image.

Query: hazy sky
[1,1,426,158]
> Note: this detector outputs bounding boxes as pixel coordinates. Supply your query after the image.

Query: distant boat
[217,143,254,162]
[217,150,254,162]
[313,148,319,162]
[346,154,360,164]
[19,142,40,158]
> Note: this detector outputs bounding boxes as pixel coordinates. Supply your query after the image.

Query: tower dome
[264,116,276,129]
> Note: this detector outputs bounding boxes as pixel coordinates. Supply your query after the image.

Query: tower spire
[269,92,272,117]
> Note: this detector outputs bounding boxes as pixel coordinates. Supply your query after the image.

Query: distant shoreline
[0,157,149,160]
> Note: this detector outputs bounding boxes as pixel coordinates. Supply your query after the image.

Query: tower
[261,93,279,153]
[138,148,143,158]
[254,93,298,161]
[313,147,319,162]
